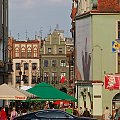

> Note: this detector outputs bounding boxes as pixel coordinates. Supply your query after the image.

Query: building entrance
[112,93,120,118]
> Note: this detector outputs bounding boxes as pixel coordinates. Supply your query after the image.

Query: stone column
[92,81,103,119]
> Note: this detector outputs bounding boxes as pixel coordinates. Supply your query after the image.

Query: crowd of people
[0,101,94,120]
[43,102,92,118]
[0,106,17,120]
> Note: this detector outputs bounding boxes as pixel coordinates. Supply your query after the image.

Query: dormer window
[59,48,62,53]
[48,48,51,53]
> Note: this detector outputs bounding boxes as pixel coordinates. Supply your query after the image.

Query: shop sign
[15,96,26,100]
[104,74,120,90]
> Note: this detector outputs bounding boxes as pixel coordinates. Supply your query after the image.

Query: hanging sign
[104,74,120,90]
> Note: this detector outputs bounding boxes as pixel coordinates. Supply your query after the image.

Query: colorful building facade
[73,0,120,119]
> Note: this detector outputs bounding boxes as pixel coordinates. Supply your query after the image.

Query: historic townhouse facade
[72,0,120,119]
[8,37,40,87]
[40,29,74,94]
[8,30,74,94]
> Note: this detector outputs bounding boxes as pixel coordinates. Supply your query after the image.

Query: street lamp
[18,60,29,88]
[6,44,14,85]
[31,66,44,84]
[19,69,26,87]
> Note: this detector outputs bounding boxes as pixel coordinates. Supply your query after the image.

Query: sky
[9,0,72,40]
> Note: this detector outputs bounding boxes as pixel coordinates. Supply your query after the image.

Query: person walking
[83,108,90,117]
[114,107,120,120]
[103,106,111,120]
[79,107,83,117]
[73,106,79,116]
[1,107,7,120]
[10,107,17,120]
[65,105,73,115]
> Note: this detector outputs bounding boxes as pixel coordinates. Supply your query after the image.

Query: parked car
[13,109,97,120]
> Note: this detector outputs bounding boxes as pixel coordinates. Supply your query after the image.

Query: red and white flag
[60,76,66,83]
[104,74,120,90]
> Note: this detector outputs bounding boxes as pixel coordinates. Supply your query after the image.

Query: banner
[104,74,120,90]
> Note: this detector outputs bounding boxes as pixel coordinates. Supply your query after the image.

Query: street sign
[112,40,120,52]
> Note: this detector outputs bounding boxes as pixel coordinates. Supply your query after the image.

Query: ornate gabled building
[39,29,74,94]
[40,29,70,90]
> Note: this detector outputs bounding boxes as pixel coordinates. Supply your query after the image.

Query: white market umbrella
[0,84,35,100]
[20,86,32,90]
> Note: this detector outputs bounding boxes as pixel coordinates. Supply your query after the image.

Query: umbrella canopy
[20,86,32,90]
[54,100,70,105]
[27,82,77,102]
[0,84,35,100]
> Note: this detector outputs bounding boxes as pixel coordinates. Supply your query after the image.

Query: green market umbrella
[27,82,77,102]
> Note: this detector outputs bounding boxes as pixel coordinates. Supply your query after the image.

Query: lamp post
[18,61,28,88]
[6,44,14,85]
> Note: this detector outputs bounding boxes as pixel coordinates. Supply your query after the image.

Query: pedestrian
[103,106,111,120]
[114,107,120,120]
[83,108,90,117]
[73,106,79,116]
[79,107,83,117]
[44,103,49,110]
[1,107,7,120]
[10,107,17,120]
[65,105,73,115]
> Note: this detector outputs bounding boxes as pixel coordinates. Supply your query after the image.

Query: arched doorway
[112,93,120,117]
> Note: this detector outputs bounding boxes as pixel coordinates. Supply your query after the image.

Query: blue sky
[9,0,72,40]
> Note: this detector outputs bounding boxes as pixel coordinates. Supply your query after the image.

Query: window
[43,72,49,83]
[21,47,26,58]
[51,60,57,67]
[16,76,21,83]
[59,48,62,53]
[44,60,48,67]
[33,47,38,57]
[16,63,20,70]
[32,76,37,84]
[24,63,28,70]
[15,47,19,58]
[118,21,120,39]
[32,63,37,70]
[27,47,32,58]
[61,73,66,77]
[60,60,66,66]
[51,72,57,84]
[48,48,51,53]
[118,22,120,73]
[24,76,28,84]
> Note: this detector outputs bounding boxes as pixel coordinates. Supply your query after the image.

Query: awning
[27,82,77,102]
[0,84,36,100]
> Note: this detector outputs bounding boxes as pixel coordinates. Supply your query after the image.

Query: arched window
[21,47,26,58]
[33,47,38,57]
[15,47,19,58]
[27,47,32,58]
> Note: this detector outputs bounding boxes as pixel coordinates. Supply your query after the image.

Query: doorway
[112,93,120,117]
